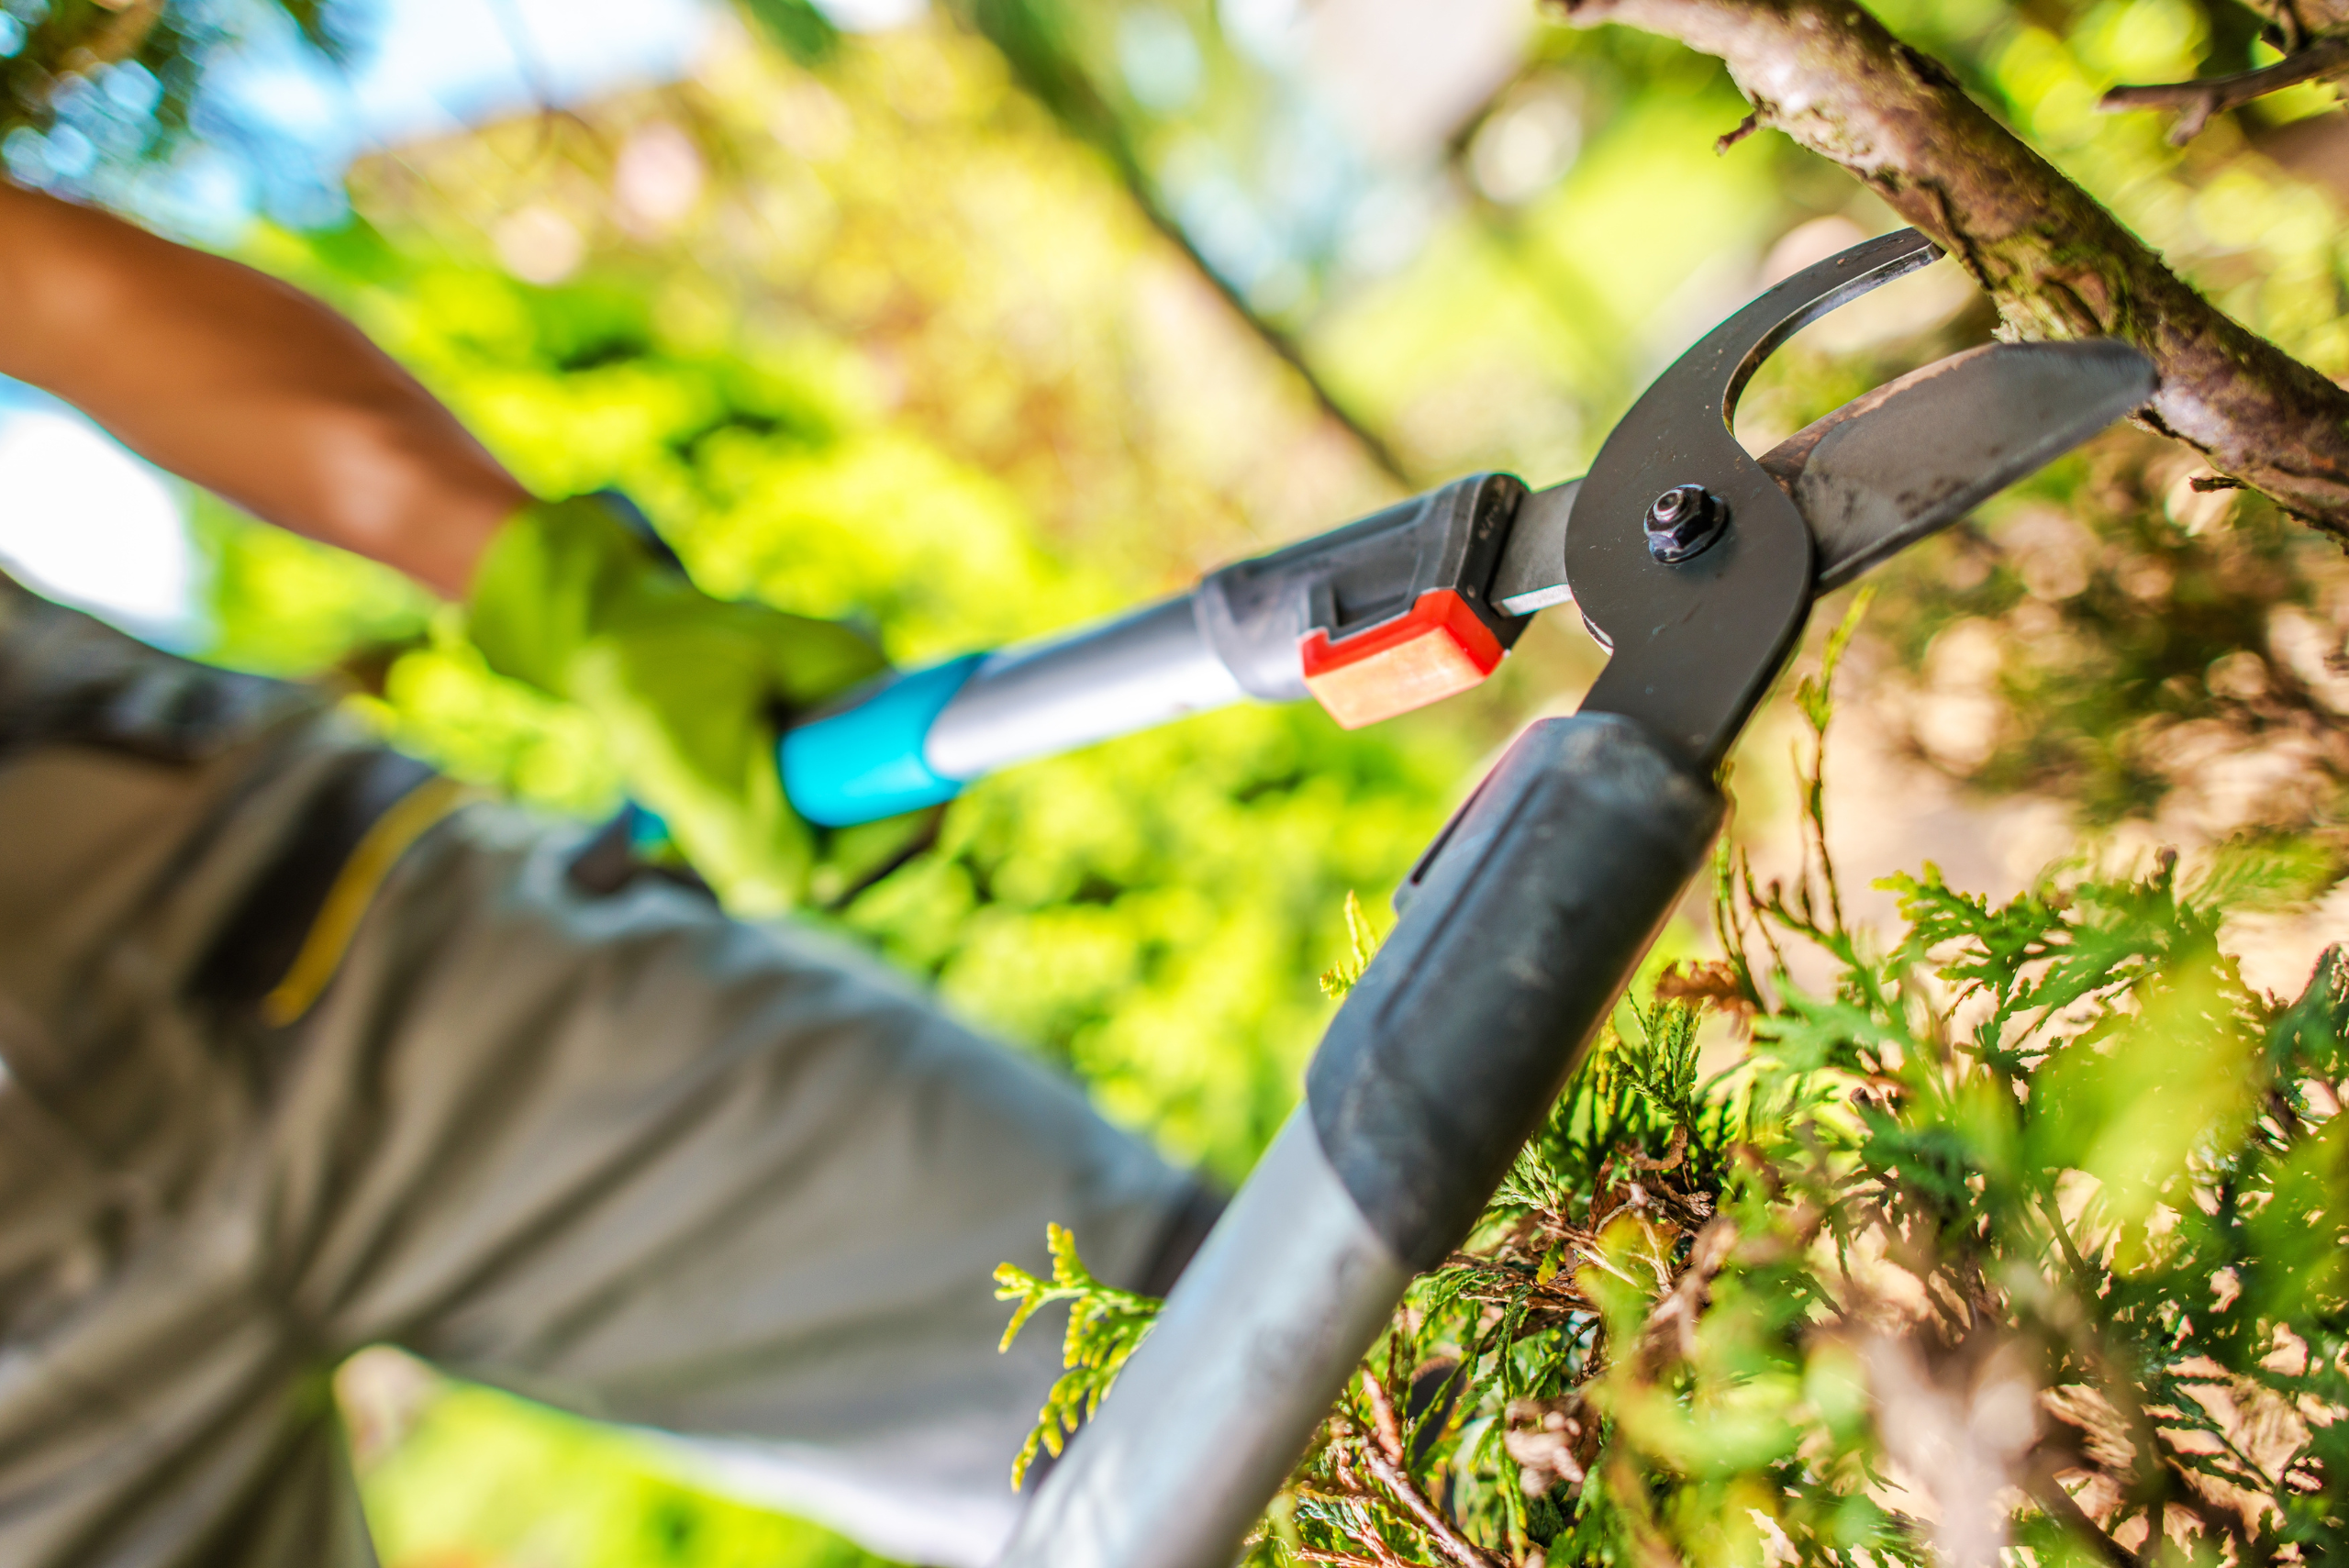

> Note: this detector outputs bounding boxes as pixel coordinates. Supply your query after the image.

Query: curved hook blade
[1492,339,2156,616]
[1567,228,1941,769]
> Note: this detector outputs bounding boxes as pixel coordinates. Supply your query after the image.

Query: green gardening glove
[468,494,888,912]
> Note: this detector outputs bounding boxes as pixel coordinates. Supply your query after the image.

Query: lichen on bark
[1547,0,2349,537]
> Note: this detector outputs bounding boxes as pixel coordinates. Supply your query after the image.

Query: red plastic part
[1298,588,1506,729]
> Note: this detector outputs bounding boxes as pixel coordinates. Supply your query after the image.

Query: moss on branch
[1547,0,2349,536]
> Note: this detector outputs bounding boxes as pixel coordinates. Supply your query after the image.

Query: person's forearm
[0,181,529,598]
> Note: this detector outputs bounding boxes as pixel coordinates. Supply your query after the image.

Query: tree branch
[2100,32,2349,144]
[1545,0,2349,535]
[952,0,1420,489]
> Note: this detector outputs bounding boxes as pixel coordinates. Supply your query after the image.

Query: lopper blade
[1489,337,2156,616]
[1769,338,2156,591]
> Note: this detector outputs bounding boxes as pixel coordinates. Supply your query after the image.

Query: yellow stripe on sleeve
[261,775,473,1028]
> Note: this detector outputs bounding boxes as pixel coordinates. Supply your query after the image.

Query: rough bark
[1548,0,2349,536]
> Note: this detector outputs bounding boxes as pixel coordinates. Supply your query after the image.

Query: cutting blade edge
[1780,338,2155,592]
[1488,339,2155,617]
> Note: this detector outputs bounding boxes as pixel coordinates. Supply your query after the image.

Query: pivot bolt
[1643,484,1728,564]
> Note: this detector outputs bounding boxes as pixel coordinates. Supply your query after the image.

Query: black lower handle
[997,712,1720,1568]
[1309,711,1723,1270]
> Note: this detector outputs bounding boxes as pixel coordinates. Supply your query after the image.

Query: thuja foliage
[995,1223,1163,1490]
[1012,611,2349,1564]
[1320,891,1386,1001]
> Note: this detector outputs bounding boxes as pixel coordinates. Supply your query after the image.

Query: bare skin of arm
[0,180,530,598]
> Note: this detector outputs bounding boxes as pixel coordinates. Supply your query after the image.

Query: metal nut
[1642,484,1728,564]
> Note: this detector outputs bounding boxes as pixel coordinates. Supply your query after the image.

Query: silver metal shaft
[924,595,1248,782]
[995,1112,1411,1568]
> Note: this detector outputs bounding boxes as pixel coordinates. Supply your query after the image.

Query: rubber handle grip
[997,712,1721,1568]
[1310,711,1722,1268]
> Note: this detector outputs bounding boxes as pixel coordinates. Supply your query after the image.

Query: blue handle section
[780,653,989,828]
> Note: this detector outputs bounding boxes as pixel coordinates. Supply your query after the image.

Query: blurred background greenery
[2,0,2345,1561]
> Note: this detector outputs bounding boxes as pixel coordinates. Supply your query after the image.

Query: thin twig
[1357,1372,1505,1568]
[2100,32,2349,143]
[1355,1444,1503,1568]
[485,0,556,117]
[1361,1366,1409,1460]
[952,3,1419,488]
[1320,1442,1419,1568]
[1128,193,1419,488]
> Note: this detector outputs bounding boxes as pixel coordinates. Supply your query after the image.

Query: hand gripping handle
[996,712,1722,1568]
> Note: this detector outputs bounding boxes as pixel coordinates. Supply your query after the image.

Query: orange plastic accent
[1299,588,1505,729]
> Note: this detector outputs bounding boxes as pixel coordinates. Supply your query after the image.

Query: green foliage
[995,1222,1165,1490]
[355,1374,891,1568]
[74,1,2338,1562]
[736,0,841,67]
[1016,612,2349,1563]
[1318,890,1386,1001]
[194,486,434,676]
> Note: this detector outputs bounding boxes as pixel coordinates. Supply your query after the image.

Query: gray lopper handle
[996,712,1723,1568]
[925,595,1247,780]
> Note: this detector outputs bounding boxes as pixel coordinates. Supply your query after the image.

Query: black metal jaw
[1570,228,1943,772]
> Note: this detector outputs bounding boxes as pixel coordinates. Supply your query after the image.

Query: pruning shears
[800,228,2154,1567]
